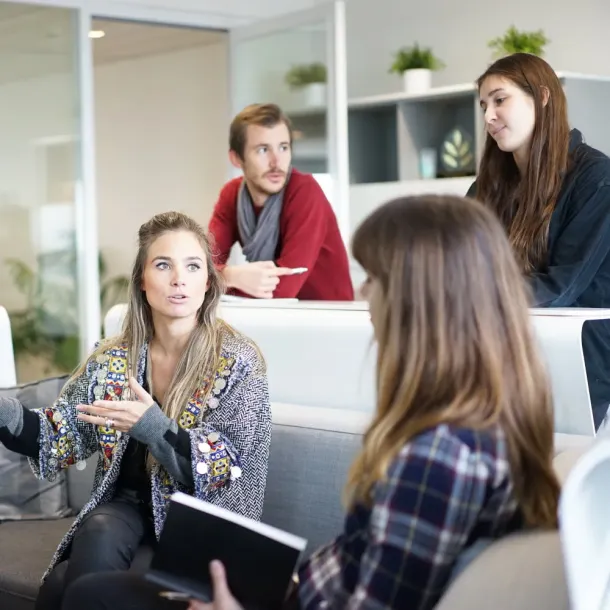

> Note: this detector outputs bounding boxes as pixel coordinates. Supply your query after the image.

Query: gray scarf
[236,170,291,262]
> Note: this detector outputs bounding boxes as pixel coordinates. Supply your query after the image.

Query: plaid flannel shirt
[298,424,523,610]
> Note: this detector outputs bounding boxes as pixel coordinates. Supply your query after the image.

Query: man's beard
[254,168,289,196]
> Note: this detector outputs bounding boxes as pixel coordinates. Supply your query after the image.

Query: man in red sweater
[208,103,354,300]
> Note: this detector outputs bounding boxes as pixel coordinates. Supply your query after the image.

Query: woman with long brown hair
[0,211,271,609]
[468,52,610,429]
[294,194,560,609]
[65,195,560,610]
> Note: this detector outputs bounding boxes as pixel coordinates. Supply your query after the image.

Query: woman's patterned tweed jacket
[28,329,271,581]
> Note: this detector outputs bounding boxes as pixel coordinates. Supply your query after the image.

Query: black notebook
[145,492,307,608]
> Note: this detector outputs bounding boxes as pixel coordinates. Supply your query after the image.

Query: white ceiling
[91,19,226,65]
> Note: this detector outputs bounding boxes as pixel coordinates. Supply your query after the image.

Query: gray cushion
[261,421,362,558]
[1,376,69,409]
[0,517,74,603]
[0,377,72,521]
[1,375,99,513]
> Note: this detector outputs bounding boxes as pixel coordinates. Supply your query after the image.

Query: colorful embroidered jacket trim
[26,331,271,582]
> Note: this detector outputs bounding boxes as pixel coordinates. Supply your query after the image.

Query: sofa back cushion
[262,405,365,558]
[104,303,377,413]
[0,377,72,520]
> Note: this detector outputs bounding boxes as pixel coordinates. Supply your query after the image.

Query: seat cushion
[553,432,593,455]
[0,517,73,606]
[435,530,569,610]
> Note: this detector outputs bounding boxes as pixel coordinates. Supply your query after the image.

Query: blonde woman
[63,195,560,610]
[0,211,271,610]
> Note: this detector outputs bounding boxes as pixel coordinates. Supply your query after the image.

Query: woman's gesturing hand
[76,377,154,432]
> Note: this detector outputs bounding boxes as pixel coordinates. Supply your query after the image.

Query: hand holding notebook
[145,493,307,609]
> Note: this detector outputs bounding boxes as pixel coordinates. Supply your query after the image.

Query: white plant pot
[302,83,326,107]
[403,68,432,94]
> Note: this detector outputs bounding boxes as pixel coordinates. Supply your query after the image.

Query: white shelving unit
[287,82,481,183]
[288,71,610,185]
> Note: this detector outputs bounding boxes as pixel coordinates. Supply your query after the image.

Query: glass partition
[0,2,85,382]
[229,1,349,239]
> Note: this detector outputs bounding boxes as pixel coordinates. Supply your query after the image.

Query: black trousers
[35,492,155,610]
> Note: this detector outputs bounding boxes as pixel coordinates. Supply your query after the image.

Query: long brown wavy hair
[347,195,560,528]
[476,53,570,273]
[70,212,236,469]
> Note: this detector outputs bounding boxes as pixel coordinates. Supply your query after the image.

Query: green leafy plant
[488,26,549,58]
[285,62,327,89]
[5,250,129,374]
[389,43,445,74]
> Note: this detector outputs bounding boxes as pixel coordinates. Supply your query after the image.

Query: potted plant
[488,26,549,58]
[5,250,129,381]
[389,43,445,94]
[285,62,327,107]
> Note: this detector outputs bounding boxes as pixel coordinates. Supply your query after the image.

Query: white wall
[94,40,230,280]
[344,0,610,98]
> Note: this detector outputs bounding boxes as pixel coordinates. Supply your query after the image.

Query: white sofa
[0,300,595,455]
[0,306,17,388]
[104,301,377,413]
[105,301,598,442]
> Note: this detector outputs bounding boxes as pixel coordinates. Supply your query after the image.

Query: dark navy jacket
[467,129,610,429]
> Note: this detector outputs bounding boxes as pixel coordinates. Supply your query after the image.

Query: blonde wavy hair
[347,195,560,528]
[70,211,233,468]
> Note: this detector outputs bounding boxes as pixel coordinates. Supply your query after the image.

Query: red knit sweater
[208,170,354,300]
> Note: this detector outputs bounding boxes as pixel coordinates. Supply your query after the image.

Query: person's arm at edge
[0,399,40,458]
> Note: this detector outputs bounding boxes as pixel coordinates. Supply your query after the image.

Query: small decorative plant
[389,43,445,74]
[440,128,475,176]
[488,26,549,58]
[5,250,129,376]
[285,62,327,90]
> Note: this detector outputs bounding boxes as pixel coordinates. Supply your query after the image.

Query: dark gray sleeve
[129,404,193,486]
[0,397,25,434]
[530,173,610,306]
[0,398,41,458]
